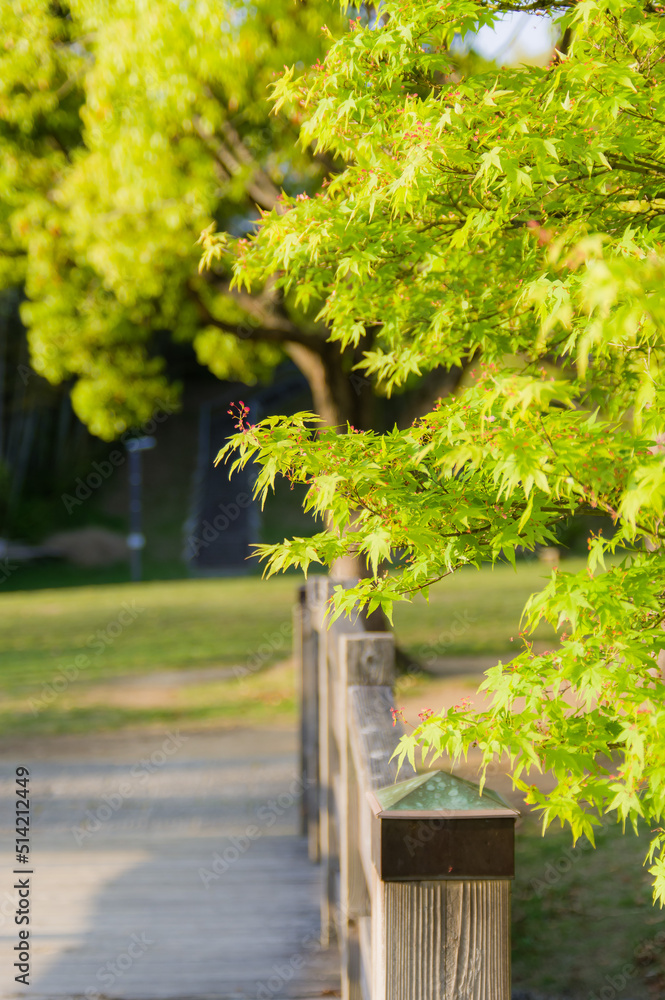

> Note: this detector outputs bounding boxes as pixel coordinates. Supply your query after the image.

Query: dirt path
[0,725,339,1000]
[0,653,556,1000]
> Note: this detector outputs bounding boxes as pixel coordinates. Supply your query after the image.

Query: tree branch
[397,364,467,427]
[192,116,283,213]
[187,282,324,352]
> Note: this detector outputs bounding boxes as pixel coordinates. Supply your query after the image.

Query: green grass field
[0,574,302,734]
[0,563,577,734]
[512,817,663,997]
[0,558,574,690]
[0,559,576,736]
[0,575,299,692]
[392,557,584,658]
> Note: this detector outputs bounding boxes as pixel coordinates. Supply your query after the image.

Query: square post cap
[369,771,519,882]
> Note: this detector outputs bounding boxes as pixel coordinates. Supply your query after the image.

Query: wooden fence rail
[297,578,518,1000]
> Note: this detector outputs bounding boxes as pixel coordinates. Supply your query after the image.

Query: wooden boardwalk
[0,727,339,1000]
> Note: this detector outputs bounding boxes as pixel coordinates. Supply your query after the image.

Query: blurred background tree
[0,0,348,556]
[0,1,573,579]
[1,0,478,567]
[0,0,352,439]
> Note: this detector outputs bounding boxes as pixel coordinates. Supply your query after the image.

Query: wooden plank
[337,634,394,1000]
[296,587,307,838]
[348,684,416,902]
[307,575,332,634]
[298,581,514,1000]
[359,763,375,895]
[348,684,513,999]
[347,686,417,793]
[314,578,336,946]
[358,916,372,1000]
[328,609,364,674]
[315,582,364,951]
[346,751,370,918]
[341,633,395,687]
[298,586,320,860]
[342,748,369,1000]
[332,674,347,755]
[332,769,345,836]
[372,878,511,1000]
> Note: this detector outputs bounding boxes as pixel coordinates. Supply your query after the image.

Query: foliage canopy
[1,0,344,439]
[212,0,665,898]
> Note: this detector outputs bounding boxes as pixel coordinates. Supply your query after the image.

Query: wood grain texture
[341,634,395,687]
[358,915,372,1000]
[373,879,511,1000]
[336,629,376,1000]
[340,743,369,1000]
[300,580,513,1000]
[315,578,337,945]
[297,588,320,861]
[347,686,417,793]
[307,575,333,634]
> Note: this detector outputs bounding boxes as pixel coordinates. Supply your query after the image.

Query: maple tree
[206,0,665,898]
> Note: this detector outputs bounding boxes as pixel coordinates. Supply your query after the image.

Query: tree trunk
[284,339,374,431]
[284,338,387,583]
[283,335,420,669]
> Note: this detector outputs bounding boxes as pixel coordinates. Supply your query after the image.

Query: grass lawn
[513,817,665,998]
[0,575,300,691]
[0,574,302,735]
[0,661,298,737]
[0,558,571,695]
[393,557,586,660]
[0,559,574,736]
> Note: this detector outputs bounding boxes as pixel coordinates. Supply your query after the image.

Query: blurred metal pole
[125,436,156,583]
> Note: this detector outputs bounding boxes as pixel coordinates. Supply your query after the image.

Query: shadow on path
[0,728,339,1000]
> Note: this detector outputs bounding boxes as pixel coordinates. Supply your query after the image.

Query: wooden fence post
[338,633,395,1000]
[346,644,516,1000]
[297,581,516,1000]
[312,576,337,946]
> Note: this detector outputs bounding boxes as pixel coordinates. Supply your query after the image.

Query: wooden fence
[296,578,518,1000]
